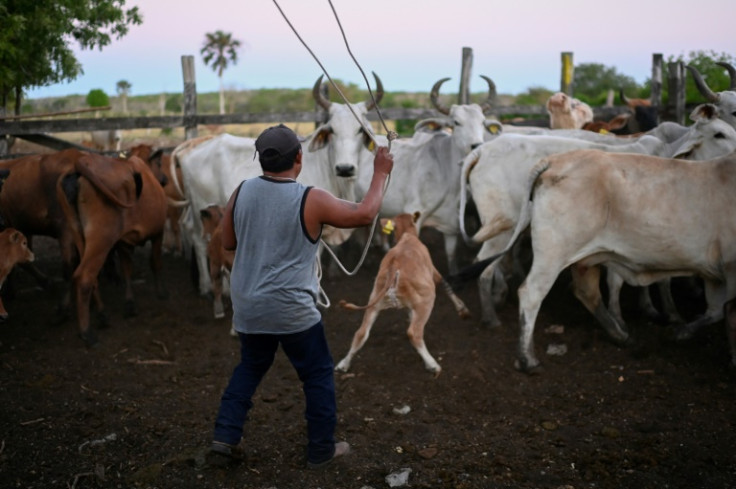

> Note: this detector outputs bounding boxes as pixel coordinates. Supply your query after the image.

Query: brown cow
[335,212,471,376]
[58,152,168,345]
[0,150,92,304]
[151,148,186,255]
[199,204,235,324]
[0,229,34,322]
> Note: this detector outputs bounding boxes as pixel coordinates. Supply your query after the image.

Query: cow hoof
[481,319,502,329]
[79,330,100,348]
[53,304,72,325]
[124,301,138,318]
[96,311,110,329]
[514,358,543,375]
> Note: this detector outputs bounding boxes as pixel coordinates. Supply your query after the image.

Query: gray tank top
[229,176,322,334]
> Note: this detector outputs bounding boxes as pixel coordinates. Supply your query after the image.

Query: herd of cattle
[1,62,736,375]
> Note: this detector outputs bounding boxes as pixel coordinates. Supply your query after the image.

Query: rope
[271,0,395,282]
[271,0,397,149]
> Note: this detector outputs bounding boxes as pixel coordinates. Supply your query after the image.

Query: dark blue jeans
[213,320,337,464]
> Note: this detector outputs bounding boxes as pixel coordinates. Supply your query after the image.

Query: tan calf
[199,204,235,323]
[0,229,35,322]
[335,212,470,376]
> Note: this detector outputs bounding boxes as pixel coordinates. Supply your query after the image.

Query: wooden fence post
[459,47,473,105]
[667,61,686,125]
[561,52,574,95]
[651,53,663,107]
[181,55,198,140]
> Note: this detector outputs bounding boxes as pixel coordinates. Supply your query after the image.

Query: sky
[26,0,736,100]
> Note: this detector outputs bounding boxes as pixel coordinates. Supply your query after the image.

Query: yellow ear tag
[382,219,395,235]
[368,140,376,152]
[489,125,499,134]
[599,128,609,135]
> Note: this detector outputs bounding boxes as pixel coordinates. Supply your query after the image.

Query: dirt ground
[1,216,735,489]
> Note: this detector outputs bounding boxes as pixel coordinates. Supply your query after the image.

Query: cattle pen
[0,50,690,159]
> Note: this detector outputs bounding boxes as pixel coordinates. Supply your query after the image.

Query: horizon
[26,0,736,100]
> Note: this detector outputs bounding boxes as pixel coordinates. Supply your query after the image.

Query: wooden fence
[0,50,689,159]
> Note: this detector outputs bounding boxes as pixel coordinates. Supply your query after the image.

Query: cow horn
[716,61,736,91]
[430,77,451,115]
[365,72,384,110]
[686,65,720,103]
[312,75,332,111]
[479,75,497,115]
[619,89,630,105]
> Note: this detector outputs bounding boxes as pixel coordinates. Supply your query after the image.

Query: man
[208,124,393,469]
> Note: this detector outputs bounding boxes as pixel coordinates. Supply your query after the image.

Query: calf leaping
[453,148,736,373]
[335,212,471,376]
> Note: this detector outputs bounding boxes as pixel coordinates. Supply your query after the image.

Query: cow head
[671,103,736,160]
[380,212,420,246]
[687,62,736,130]
[200,205,224,240]
[425,76,498,154]
[546,92,594,129]
[307,72,384,179]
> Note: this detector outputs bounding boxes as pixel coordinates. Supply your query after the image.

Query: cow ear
[362,130,375,152]
[308,126,331,152]
[690,103,718,122]
[484,120,503,135]
[414,118,448,133]
[10,230,22,243]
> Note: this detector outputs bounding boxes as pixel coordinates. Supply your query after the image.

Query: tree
[200,30,242,115]
[573,63,640,105]
[86,89,110,108]
[116,79,132,114]
[660,50,736,104]
[0,1,142,114]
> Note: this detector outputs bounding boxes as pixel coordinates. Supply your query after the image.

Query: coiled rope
[272,0,396,286]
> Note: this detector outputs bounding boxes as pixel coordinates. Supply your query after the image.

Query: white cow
[546,92,594,129]
[90,130,122,151]
[488,147,736,372]
[687,62,736,129]
[172,74,384,297]
[356,76,500,275]
[459,104,736,328]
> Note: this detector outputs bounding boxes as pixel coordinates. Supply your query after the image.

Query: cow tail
[169,147,186,202]
[449,159,550,285]
[55,173,86,257]
[339,268,400,311]
[459,148,482,247]
[73,159,137,208]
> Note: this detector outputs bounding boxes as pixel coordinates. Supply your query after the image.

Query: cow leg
[516,268,558,373]
[478,263,506,328]
[571,264,629,345]
[605,268,626,325]
[438,277,471,319]
[725,300,736,368]
[406,299,441,376]
[675,279,725,340]
[0,295,7,322]
[335,305,382,373]
[116,245,138,318]
[442,232,459,276]
[654,279,684,324]
[211,261,225,319]
[148,234,168,300]
[74,238,118,345]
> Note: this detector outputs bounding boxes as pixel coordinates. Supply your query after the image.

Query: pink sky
[28,0,736,99]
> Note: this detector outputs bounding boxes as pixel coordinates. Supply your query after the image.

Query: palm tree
[200,30,241,115]
[116,80,131,114]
